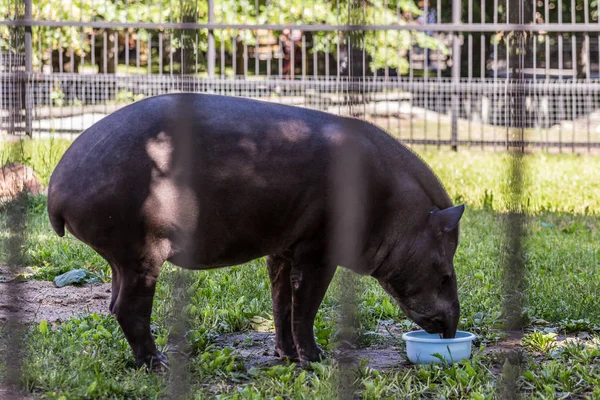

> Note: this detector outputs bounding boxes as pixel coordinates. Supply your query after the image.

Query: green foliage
[22,314,168,399]
[522,331,558,353]
[1,0,448,75]
[116,90,146,103]
[192,346,245,379]
[521,337,600,397]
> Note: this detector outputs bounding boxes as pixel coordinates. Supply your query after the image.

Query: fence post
[207,0,215,77]
[24,0,32,136]
[451,0,461,151]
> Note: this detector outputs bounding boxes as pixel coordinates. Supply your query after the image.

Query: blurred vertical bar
[498,0,530,400]
[166,95,194,400]
[335,1,363,397]
[4,0,30,395]
[451,0,461,151]
[498,0,529,396]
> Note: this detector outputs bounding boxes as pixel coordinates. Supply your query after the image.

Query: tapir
[47,93,465,369]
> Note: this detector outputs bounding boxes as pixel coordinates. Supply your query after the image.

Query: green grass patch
[1,139,600,398]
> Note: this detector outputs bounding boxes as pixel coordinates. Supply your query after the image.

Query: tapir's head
[374,204,465,338]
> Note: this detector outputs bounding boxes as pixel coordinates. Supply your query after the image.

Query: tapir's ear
[429,204,466,234]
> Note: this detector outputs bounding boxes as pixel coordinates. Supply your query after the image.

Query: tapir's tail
[47,184,66,237]
[49,212,65,237]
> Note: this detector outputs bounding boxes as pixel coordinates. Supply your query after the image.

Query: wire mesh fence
[1,0,600,151]
[4,75,600,151]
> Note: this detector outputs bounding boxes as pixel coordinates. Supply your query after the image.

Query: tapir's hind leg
[266,254,298,360]
[290,258,336,365]
[108,264,120,314]
[110,257,166,370]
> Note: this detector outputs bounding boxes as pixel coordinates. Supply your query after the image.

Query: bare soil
[0,279,111,324]
[0,386,33,400]
[213,331,412,371]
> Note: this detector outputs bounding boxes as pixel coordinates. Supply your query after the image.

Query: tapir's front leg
[290,260,336,365]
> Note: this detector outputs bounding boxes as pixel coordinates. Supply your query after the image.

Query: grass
[1,139,600,398]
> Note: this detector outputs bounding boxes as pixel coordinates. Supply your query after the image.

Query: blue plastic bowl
[402,330,476,364]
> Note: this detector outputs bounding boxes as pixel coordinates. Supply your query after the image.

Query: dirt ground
[213,331,413,371]
[0,279,111,324]
[0,386,31,400]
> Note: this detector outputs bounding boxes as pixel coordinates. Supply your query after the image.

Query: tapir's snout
[377,278,461,339]
[400,300,460,339]
[419,312,458,339]
[439,311,459,339]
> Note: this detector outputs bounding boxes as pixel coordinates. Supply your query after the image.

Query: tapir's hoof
[274,346,299,362]
[139,351,169,372]
[298,346,325,367]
